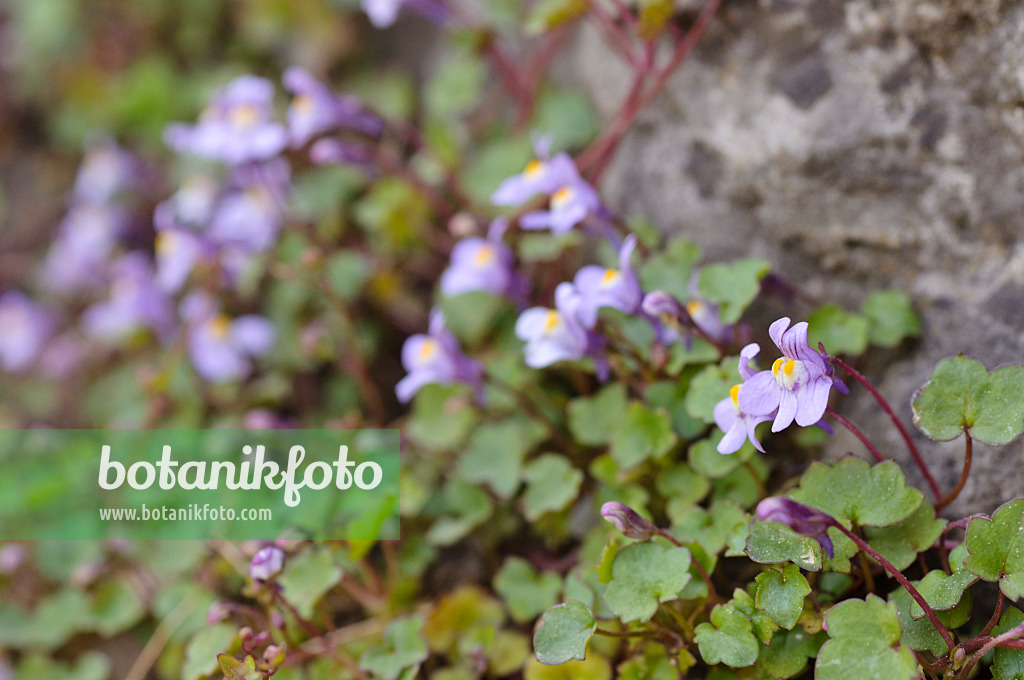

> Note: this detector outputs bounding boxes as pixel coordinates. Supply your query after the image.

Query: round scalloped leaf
[755,565,811,630]
[602,543,691,623]
[694,603,759,668]
[696,259,771,324]
[789,458,922,528]
[494,557,563,624]
[992,607,1024,680]
[912,355,1024,445]
[963,499,1024,600]
[359,616,429,680]
[609,402,677,470]
[532,601,596,665]
[816,595,919,680]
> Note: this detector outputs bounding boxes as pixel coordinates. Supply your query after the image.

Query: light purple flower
[573,234,642,328]
[164,75,288,165]
[361,0,448,28]
[184,294,275,383]
[309,138,375,171]
[396,309,484,403]
[440,219,518,298]
[155,228,210,293]
[154,174,221,230]
[713,344,775,454]
[600,501,656,540]
[82,253,175,342]
[283,67,383,147]
[206,160,289,254]
[738,317,836,433]
[641,290,688,344]
[0,292,55,372]
[490,143,580,207]
[519,179,603,234]
[41,203,127,294]
[756,497,838,558]
[249,546,285,580]
[72,140,140,204]
[514,282,591,369]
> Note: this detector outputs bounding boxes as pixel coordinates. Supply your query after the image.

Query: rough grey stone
[570,0,1024,516]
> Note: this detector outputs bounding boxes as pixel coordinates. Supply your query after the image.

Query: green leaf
[360,616,429,680]
[609,402,677,469]
[438,290,507,346]
[862,290,920,347]
[182,624,237,680]
[657,464,710,513]
[533,600,596,665]
[218,655,261,680]
[908,569,976,622]
[407,384,478,452]
[325,251,370,301]
[815,595,918,680]
[806,304,869,356]
[524,655,612,680]
[731,588,779,645]
[888,586,947,657]
[864,501,946,571]
[524,0,588,34]
[745,520,823,572]
[912,355,1024,445]
[532,89,599,150]
[638,237,702,301]
[15,652,110,680]
[696,259,771,324]
[456,418,547,499]
[645,381,707,439]
[694,604,759,668]
[568,384,628,446]
[685,363,735,423]
[88,580,146,637]
[758,628,822,679]
[521,454,584,521]
[426,480,493,546]
[789,458,923,527]
[603,543,692,622]
[963,499,1024,599]
[637,0,674,39]
[617,643,680,680]
[755,565,811,630]
[276,547,344,618]
[425,49,487,118]
[494,557,563,623]
[689,436,750,479]
[993,607,1024,680]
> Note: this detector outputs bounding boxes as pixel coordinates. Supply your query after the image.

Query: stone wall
[569,0,1024,515]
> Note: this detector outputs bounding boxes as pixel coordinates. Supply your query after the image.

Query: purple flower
[41,203,127,294]
[206,160,289,254]
[490,142,580,207]
[155,228,210,293]
[361,0,448,28]
[249,546,285,580]
[519,178,603,234]
[713,344,775,454]
[755,497,838,558]
[154,174,221,231]
[514,282,591,369]
[164,75,288,165]
[0,292,55,372]
[396,309,484,403]
[283,67,383,147]
[600,501,656,540]
[82,253,175,342]
[184,295,275,383]
[738,317,836,433]
[39,333,86,379]
[440,219,518,299]
[573,234,642,328]
[309,138,376,172]
[641,290,689,344]
[72,140,140,204]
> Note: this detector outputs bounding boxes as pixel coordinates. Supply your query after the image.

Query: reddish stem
[825,406,885,463]
[936,433,972,511]
[960,622,1024,679]
[831,356,942,502]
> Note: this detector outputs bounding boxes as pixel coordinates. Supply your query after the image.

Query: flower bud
[600,502,657,540]
[207,601,230,624]
[756,497,838,558]
[249,546,285,581]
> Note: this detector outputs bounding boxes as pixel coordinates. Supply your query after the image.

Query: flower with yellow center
[600,268,621,287]
[772,357,806,391]
[155,232,175,256]
[551,186,574,210]
[472,245,495,267]
[229,104,260,127]
[524,159,545,179]
[418,338,437,361]
[543,309,562,334]
[292,94,314,116]
[209,314,232,340]
[729,384,742,413]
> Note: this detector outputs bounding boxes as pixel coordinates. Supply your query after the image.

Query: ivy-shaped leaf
[521,454,584,521]
[963,499,1024,600]
[745,517,858,574]
[815,595,919,680]
[696,259,771,324]
[758,628,824,679]
[755,565,811,630]
[603,543,692,623]
[609,402,677,470]
[533,600,596,665]
[912,355,1024,445]
[908,569,976,626]
[568,384,628,446]
[789,458,923,528]
[276,547,344,618]
[494,557,563,624]
[992,607,1024,680]
[684,363,735,423]
[807,304,869,356]
[862,290,920,347]
[731,588,779,645]
[456,418,547,499]
[864,501,946,571]
[360,616,429,680]
[218,655,261,680]
[524,0,588,35]
[889,586,947,657]
[694,603,759,668]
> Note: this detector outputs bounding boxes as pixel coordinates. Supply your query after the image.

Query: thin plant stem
[655,528,720,606]
[825,406,885,463]
[960,621,1024,679]
[936,433,972,511]
[832,356,942,502]
[979,590,1005,639]
[594,628,651,638]
[832,522,954,652]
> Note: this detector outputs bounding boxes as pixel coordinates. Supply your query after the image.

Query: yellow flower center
[686,300,703,316]
[551,186,573,210]
[524,159,545,179]
[543,310,562,333]
[418,338,437,360]
[601,268,621,286]
[209,315,232,340]
[292,94,314,115]
[229,104,260,127]
[473,245,495,266]
[730,384,742,414]
[155,232,175,255]
[772,357,804,390]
